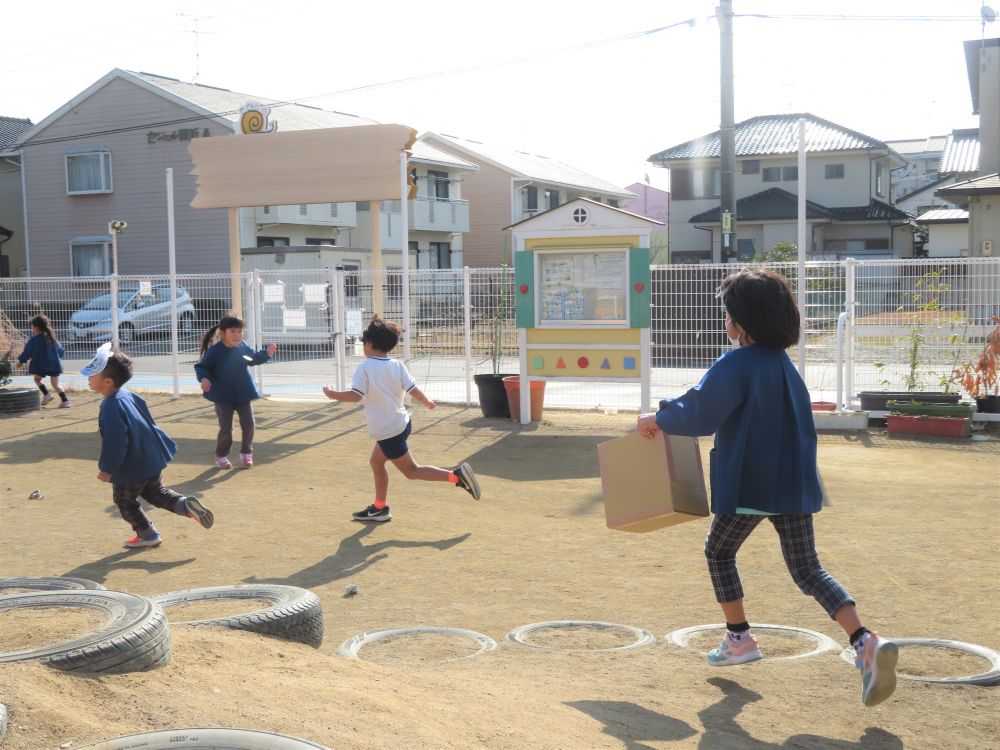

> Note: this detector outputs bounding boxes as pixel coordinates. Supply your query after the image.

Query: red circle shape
[519,284,529,293]
[634,282,645,293]
[577,357,589,368]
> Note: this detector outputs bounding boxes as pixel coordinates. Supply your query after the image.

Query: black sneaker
[352,504,391,522]
[183,497,214,529]
[454,462,481,501]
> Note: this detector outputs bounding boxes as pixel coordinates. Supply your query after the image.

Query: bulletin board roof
[188,123,417,208]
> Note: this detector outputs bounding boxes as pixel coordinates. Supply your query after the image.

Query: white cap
[81,342,113,376]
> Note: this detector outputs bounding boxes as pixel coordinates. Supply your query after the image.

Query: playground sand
[0,395,997,749]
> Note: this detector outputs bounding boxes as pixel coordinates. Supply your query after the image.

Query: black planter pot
[474,373,516,418]
[857,391,961,426]
[975,395,1000,413]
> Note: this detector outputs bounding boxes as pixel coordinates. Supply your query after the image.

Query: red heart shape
[519,284,528,293]
[634,283,645,293]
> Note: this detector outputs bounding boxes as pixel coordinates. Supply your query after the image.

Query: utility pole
[718,0,737,263]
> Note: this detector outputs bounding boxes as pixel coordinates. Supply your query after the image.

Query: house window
[429,241,451,269]
[545,189,560,210]
[876,162,886,196]
[926,158,940,173]
[693,168,720,197]
[762,167,782,182]
[736,238,757,260]
[337,262,360,299]
[305,238,334,246]
[299,205,308,216]
[572,207,589,224]
[864,239,889,250]
[742,160,760,175]
[825,164,845,179]
[69,239,111,276]
[607,198,619,208]
[257,237,289,247]
[782,166,798,181]
[387,270,402,299]
[428,170,450,200]
[66,149,112,194]
[522,186,538,214]
[329,203,338,217]
[263,206,271,215]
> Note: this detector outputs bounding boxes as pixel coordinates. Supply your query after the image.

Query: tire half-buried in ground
[148,584,324,647]
[0,590,171,674]
[0,576,106,593]
[507,620,656,652]
[838,637,1000,686]
[337,626,497,661]
[666,623,840,661]
[76,728,331,749]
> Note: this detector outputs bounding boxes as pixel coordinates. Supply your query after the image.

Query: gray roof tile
[939,129,980,173]
[688,188,833,222]
[649,113,895,162]
[0,116,32,149]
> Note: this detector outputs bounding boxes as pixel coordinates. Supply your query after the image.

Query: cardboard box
[597,431,709,532]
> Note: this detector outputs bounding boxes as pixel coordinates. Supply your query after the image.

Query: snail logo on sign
[238,102,278,135]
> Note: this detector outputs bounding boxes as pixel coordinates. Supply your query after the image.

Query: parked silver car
[68,285,196,343]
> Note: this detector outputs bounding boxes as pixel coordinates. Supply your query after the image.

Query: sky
[1,0,994,191]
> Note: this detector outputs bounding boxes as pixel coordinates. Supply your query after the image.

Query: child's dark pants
[214,402,255,456]
[113,473,186,534]
[704,513,854,619]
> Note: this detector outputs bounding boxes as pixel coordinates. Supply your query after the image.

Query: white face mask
[728,335,742,348]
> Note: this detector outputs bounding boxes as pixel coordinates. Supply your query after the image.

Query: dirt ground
[0,392,997,750]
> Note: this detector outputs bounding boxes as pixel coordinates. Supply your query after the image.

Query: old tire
[0,387,40,415]
[0,576,106,593]
[149,585,324,648]
[77,728,331,749]
[0,702,7,745]
[0,590,171,674]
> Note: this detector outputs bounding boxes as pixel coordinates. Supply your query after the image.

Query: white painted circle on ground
[838,637,1000,685]
[666,623,840,661]
[336,626,497,661]
[507,620,656,651]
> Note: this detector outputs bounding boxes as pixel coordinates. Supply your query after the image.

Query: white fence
[2,259,997,412]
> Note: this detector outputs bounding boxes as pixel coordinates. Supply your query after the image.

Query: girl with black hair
[637,267,897,707]
[195,315,276,469]
[18,314,69,407]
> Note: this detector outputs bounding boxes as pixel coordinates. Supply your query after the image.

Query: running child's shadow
[61,550,195,586]
[243,524,470,589]
[698,677,903,749]
[565,700,697,750]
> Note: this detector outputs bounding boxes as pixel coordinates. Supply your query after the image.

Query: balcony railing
[408,197,470,233]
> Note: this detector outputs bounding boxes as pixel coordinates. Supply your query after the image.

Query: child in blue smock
[18,314,69,408]
[637,268,897,707]
[83,343,214,548]
[195,315,276,469]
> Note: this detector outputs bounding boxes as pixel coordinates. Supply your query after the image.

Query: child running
[18,314,69,408]
[636,268,897,707]
[83,343,213,548]
[194,315,276,469]
[322,315,480,522]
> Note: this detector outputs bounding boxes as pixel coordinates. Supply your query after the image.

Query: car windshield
[82,291,137,311]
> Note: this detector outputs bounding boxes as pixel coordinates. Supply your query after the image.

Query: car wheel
[118,322,135,344]
[179,312,194,333]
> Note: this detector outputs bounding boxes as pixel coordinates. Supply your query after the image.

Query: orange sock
[447,471,459,484]
[373,499,387,510]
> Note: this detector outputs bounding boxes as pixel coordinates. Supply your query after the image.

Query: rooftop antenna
[178,13,212,82]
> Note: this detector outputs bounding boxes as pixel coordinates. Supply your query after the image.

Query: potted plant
[473,268,516,418]
[951,315,1000,413]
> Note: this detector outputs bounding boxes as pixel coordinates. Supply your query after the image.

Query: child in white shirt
[323,315,480,522]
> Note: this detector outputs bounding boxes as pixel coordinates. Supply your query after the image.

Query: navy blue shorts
[377,419,412,459]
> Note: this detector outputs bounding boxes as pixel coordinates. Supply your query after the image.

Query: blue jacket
[18,334,64,375]
[655,345,822,515]
[98,389,177,484]
[194,341,270,405]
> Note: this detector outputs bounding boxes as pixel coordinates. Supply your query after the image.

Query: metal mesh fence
[2,258,997,411]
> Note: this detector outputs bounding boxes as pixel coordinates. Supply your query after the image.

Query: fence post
[845,258,857,409]
[335,269,347,391]
[249,271,264,393]
[463,266,472,405]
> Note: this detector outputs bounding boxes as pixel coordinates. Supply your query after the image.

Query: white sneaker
[41,393,54,405]
[58,401,71,408]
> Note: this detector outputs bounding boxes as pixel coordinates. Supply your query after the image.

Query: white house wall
[21,76,231,276]
[926,224,968,257]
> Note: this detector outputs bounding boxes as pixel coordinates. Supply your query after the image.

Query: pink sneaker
[707,631,763,666]
[240,453,254,467]
[215,456,232,469]
[856,631,898,706]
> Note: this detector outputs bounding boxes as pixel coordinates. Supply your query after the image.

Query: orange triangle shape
[556,357,566,369]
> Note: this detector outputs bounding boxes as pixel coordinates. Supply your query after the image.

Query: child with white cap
[83,343,214,548]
